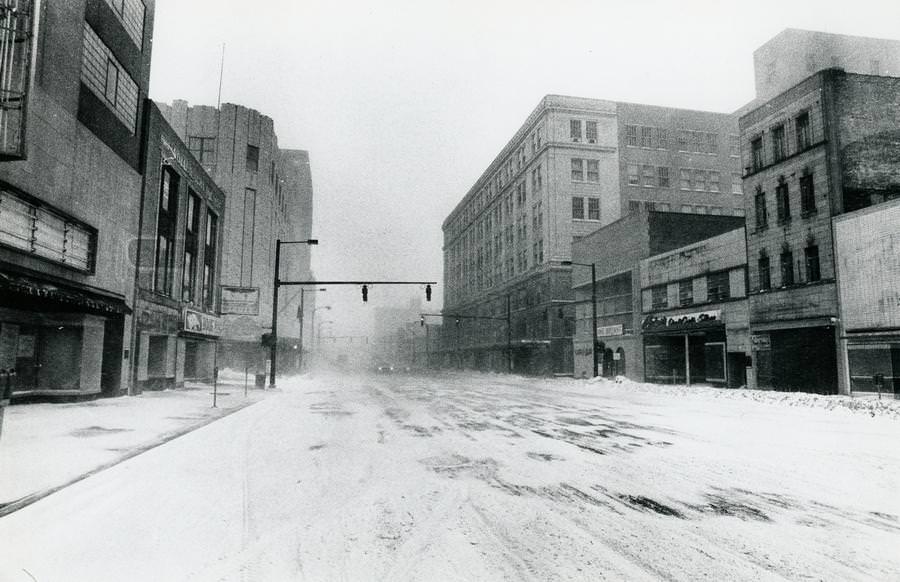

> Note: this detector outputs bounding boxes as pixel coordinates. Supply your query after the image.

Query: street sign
[750,334,771,351]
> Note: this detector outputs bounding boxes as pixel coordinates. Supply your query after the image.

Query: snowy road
[1,371,899,581]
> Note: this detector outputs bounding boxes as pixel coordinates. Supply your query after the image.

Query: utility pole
[507,294,512,373]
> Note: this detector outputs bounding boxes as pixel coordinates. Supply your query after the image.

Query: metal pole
[425,324,430,369]
[684,334,691,386]
[298,289,305,371]
[269,239,281,388]
[212,341,219,408]
[506,294,512,373]
[591,263,599,378]
[244,365,248,398]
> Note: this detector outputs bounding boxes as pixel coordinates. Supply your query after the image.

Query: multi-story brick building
[754,29,900,102]
[571,210,744,380]
[739,68,900,395]
[131,103,224,392]
[157,100,314,373]
[441,95,742,375]
[0,0,155,397]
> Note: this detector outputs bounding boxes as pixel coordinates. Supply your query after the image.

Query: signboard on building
[834,202,900,331]
[220,286,260,315]
[597,324,624,337]
[750,333,771,351]
[642,309,721,332]
[183,308,221,337]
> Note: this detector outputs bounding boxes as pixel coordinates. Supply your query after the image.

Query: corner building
[441,95,742,375]
[0,0,154,397]
[739,68,900,394]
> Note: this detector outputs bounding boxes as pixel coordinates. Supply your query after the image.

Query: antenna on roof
[216,43,225,110]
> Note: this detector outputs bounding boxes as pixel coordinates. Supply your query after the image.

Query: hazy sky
[149,0,900,336]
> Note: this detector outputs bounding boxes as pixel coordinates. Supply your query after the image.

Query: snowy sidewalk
[0,376,266,515]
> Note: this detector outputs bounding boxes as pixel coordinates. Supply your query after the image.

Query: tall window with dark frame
[805,245,821,282]
[625,125,637,146]
[758,252,771,291]
[245,144,259,172]
[585,121,598,143]
[571,158,584,181]
[570,120,582,142]
[182,192,200,303]
[679,279,694,306]
[707,271,730,301]
[796,111,811,150]
[188,136,216,165]
[571,197,584,219]
[771,125,786,162]
[154,167,179,295]
[587,197,600,220]
[776,177,791,223]
[754,186,768,230]
[203,211,218,309]
[800,170,816,214]
[780,249,794,286]
[651,285,667,310]
[751,137,764,171]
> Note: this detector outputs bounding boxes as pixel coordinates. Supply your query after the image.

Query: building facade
[0,0,154,397]
[131,103,224,392]
[571,209,745,380]
[157,100,314,374]
[639,228,749,387]
[739,68,900,395]
[441,95,742,375]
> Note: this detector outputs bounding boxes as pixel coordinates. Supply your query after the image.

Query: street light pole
[270,238,318,388]
[507,294,512,373]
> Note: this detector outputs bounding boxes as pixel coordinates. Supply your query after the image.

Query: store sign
[221,286,260,315]
[183,308,220,337]
[642,309,721,332]
[597,324,624,337]
[750,334,771,351]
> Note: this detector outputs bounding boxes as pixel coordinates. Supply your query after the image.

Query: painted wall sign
[597,324,624,337]
[751,333,771,351]
[183,308,221,337]
[642,309,721,332]
[220,286,260,315]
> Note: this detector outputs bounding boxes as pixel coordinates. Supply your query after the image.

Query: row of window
[649,271,732,311]
[572,197,601,221]
[570,158,600,182]
[0,188,95,272]
[757,244,820,291]
[628,200,745,217]
[625,164,742,194]
[625,126,727,154]
[102,0,146,49]
[570,119,599,143]
[753,170,816,230]
[750,110,813,172]
[81,23,139,133]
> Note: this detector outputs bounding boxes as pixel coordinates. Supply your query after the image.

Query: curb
[0,397,264,519]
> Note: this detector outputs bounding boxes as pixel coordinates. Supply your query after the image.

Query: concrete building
[0,0,155,397]
[639,227,749,387]
[754,29,900,102]
[571,209,744,380]
[739,68,900,395]
[833,197,900,395]
[131,103,225,392]
[157,100,314,374]
[441,95,742,375]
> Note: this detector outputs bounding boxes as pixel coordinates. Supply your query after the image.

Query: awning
[0,270,131,316]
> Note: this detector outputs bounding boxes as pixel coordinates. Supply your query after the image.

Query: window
[780,249,794,286]
[709,171,720,193]
[625,125,638,146]
[707,271,730,301]
[693,169,707,191]
[204,211,218,309]
[751,137,764,171]
[800,170,816,213]
[758,253,771,291]
[586,121,598,143]
[679,280,693,306]
[677,130,689,151]
[586,159,599,182]
[776,177,791,223]
[570,120,582,141]
[771,125,786,162]
[679,168,691,190]
[572,197,584,219]
[754,187,767,229]
[705,133,718,154]
[629,200,642,213]
[640,126,653,148]
[588,197,600,220]
[732,173,743,195]
[641,165,655,187]
[729,135,740,157]
[796,111,811,151]
[657,128,668,149]
[154,167,179,294]
[680,204,693,213]
[651,286,667,310]
[658,166,670,188]
[805,245,820,282]
[245,145,259,172]
[571,158,584,181]
[102,0,145,48]
[188,137,216,165]
[81,24,138,133]
[182,192,201,303]
[0,186,95,272]
[627,164,640,186]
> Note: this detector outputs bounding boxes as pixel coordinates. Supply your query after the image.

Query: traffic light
[420,315,425,327]
[455,318,460,326]
[425,284,432,302]
[361,284,368,302]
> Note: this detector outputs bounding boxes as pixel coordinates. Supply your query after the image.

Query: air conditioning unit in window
[588,139,596,144]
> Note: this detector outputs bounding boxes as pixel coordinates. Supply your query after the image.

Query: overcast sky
[149,0,900,337]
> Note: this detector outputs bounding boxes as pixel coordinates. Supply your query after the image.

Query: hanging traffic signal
[420,315,425,327]
[361,284,368,302]
[425,284,432,302]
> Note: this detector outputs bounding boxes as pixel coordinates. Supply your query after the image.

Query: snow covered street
[1,371,899,581]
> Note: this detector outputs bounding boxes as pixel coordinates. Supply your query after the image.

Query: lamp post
[298,287,326,371]
[271,238,318,388]
[562,260,598,378]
